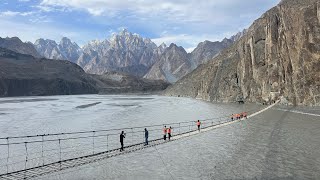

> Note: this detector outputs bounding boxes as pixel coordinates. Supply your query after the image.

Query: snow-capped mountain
[80,29,163,77]
[34,37,82,63]
[32,29,234,82]
[59,37,82,63]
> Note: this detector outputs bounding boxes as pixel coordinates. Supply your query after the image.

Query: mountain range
[30,29,236,83]
[0,47,169,96]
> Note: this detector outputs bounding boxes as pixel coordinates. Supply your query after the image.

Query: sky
[0,0,280,52]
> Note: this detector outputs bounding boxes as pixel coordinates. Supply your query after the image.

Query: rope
[0,115,234,140]
[154,146,175,180]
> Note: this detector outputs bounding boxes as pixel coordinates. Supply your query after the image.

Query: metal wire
[0,107,263,180]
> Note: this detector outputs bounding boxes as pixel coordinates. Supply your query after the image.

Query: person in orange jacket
[197,120,201,132]
[167,126,172,140]
[163,126,167,140]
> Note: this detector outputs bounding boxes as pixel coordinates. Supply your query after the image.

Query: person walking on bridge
[163,126,167,140]
[167,126,172,140]
[197,120,201,132]
[144,128,149,146]
[120,131,126,152]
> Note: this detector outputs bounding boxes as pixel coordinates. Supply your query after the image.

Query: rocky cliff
[190,39,234,68]
[165,0,320,106]
[144,43,191,83]
[0,48,97,96]
[34,37,82,62]
[0,37,40,58]
[144,39,234,83]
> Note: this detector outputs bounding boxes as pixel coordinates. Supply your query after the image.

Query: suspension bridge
[0,101,279,180]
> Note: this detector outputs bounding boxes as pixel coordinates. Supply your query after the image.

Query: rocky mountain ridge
[0,47,169,97]
[164,0,320,106]
[144,38,234,83]
[0,37,40,58]
[31,29,236,82]
[0,29,240,83]
[34,37,82,63]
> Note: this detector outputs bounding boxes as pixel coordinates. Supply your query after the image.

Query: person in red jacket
[167,126,172,140]
[163,126,167,140]
[197,120,201,132]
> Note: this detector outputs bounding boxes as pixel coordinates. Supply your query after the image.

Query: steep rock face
[165,0,320,106]
[34,37,81,62]
[81,40,110,57]
[190,39,233,68]
[34,38,64,60]
[144,43,191,83]
[0,37,40,58]
[58,37,82,63]
[144,39,233,83]
[0,48,97,96]
[230,29,247,42]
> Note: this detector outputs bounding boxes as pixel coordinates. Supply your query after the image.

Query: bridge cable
[154,146,175,180]
[6,137,9,174]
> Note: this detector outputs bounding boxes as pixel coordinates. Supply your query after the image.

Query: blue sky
[0,0,280,51]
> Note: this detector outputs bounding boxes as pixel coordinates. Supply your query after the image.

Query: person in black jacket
[120,131,126,152]
[144,128,149,145]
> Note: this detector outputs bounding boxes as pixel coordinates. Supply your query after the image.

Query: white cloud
[0,11,35,17]
[38,0,236,23]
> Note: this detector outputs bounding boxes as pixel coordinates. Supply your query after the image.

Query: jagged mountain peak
[60,37,72,45]
[34,38,58,46]
[5,36,22,42]
[159,42,167,48]
[167,43,187,53]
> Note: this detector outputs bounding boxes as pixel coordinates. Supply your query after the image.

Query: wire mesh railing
[0,107,263,179]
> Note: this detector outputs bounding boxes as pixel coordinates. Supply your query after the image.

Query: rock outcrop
[0,48,97,96]
[165,0,320,106]
[34,37,82,63]
[144,43,191,83]
[190,39,233,68]
[144,39,234,83]
[0,37,40,58]
[0,48,169,97]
